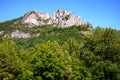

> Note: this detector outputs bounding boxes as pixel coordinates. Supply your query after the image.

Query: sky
[0,0,120,30]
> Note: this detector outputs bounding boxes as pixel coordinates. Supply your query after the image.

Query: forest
[0,25,120,80]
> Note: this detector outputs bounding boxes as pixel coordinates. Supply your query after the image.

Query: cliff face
[53,10,82,27]
[22,11,52,28]
[22,10,88,28]
[11,30,31,38]
[0,9,92,38]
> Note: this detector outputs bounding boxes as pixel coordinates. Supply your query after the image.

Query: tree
[0,34,32,79]
[85,27,120,80]
[86,27,120,62]
[30,41,73,80]
[91,60,119,80]
[62,37,83,57]
[0,35,19,79]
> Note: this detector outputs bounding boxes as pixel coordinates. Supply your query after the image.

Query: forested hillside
[0,24,120,80]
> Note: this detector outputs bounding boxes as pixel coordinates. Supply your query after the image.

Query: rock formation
[11,30,31,38]
[22,11,52,28]
[6,9,92,38]
[22,10,88,28]
[53,10,82,27]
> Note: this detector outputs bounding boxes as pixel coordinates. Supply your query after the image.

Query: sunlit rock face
[11,30,31,38]
[53,10,82,27]
[22,10,88,28]
[22,11,52,28]
[8,10,92,38]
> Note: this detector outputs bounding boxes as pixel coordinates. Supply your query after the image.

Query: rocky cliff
[53,10,81,27]
[0,9,92,38]
[22,11,52,28]
[22,10,88,28]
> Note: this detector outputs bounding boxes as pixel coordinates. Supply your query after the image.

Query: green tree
[0,35,20,79]
[62,37,83,57]
[86,27,120,62]
[30,41,72,80]
[85,27,120,80]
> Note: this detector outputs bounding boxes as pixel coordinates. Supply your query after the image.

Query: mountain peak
[22,11,51,27]
[53,9,81,27]
[0,9,92,38]
[21,9,88,28]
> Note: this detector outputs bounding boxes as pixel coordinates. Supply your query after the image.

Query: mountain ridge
[21,9,89,28]
[0,9,92,38]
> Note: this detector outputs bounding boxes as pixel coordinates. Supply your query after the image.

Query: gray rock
[22,11,51,28]
[11,30,31,38]
[53,10,82,27]
[21,10,88,28]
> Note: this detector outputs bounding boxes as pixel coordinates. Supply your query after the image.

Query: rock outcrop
[9,10,92,38]
[22,11,52,28]
[22,10,88,28]
[11,30,31,38]
[53,10,82,27]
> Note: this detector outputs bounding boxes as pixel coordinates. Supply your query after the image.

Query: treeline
[0,27,120,80]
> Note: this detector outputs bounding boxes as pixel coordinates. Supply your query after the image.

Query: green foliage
[12,25,85,50]
[29,41,76,80]
[0,25,120,80]
[86,27,120,61]
[85,27,120,80]
[62,37,82,57]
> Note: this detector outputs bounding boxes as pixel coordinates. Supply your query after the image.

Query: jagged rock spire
[22,11,52,28]
[22,9,88,28]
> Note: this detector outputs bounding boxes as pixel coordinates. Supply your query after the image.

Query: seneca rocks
[22,11,52,28]
[22,9,88,28]
[10,10,91,38]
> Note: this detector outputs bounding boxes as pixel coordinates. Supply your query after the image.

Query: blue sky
[0,0,120,29]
